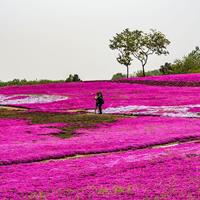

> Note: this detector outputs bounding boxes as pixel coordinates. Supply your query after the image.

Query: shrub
[136,69,161,77]
[65,74,82,82]
[111,73,126,80]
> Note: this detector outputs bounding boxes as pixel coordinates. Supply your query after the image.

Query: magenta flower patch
[1,142,200,199]
[0,81,200,113]
[0,119,67,165]
[118,73,200,86]
[1,74,200,199]
[125,73,200,82]
[1,116,200,165]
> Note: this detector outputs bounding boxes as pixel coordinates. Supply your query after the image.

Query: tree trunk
[126,65,129,78]
[142,65,145,77]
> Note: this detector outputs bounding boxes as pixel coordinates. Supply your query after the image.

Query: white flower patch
[103,105,148,114]
[0,94,68,105]
[105,152,168,168]
[89,104,200,118]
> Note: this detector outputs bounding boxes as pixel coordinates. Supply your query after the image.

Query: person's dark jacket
[96,96,104,105]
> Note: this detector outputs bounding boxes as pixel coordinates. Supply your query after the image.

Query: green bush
[159,63,173,75]
[111,73,126,80]
[65,74,82,82]
[136,69,162,77]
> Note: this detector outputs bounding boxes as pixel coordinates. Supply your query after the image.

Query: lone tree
[110,28,170,76]
[109,29,132,78]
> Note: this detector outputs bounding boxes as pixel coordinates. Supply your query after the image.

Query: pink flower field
[1,142,200,199]
[1,116,200,166]
[117,73,200,87]
[1,74,200,199]
[125,73,200,82]
[0,80,200,113]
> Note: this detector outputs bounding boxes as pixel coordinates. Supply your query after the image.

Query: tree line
[111,46,200,79]
[0,74,82,87]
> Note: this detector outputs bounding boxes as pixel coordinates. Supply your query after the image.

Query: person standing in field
[95,92,104,114]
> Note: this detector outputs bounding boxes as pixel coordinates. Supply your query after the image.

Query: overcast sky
[0,0,199,81]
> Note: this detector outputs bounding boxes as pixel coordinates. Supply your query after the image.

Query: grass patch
[0,109,119,138]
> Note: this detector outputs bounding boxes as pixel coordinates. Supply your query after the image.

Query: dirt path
[0,105,28,111]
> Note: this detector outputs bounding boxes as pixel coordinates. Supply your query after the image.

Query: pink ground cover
[117,73,200,87]
[1,75,200,199]
[1,141,200,199]
[0,119,65,144]
[125,73,200,82]
[0,119,68,165]
[5,95,29,100]
[1,116,200,165]
[189,107,200,113]
[0,81,200,112]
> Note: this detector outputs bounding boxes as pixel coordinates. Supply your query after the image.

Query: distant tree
[65,74,73,82]
[111,73,126,80]
[159,62,172,74]
[10,79,20,85]
[110,29,170,77]
[65,74,81,82]
[109,29,133,78]
[73,74,81,82]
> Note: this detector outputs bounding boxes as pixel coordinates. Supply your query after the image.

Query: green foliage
[0,79,64,87]
[170,46,200,74]
[136,69,162,77]
[0,74,82,87]
[65,74,73,82]
[65,74,82,82]
[158,46,200,75]
[109,29,133,78]
[110,28,170,77]
[73,74,81,82]
[111,73,126,80]
[159,63,173,75]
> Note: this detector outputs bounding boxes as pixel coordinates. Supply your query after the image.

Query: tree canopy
[110,28,170,77]
[109,29,133,78]
[65,74,82,82]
